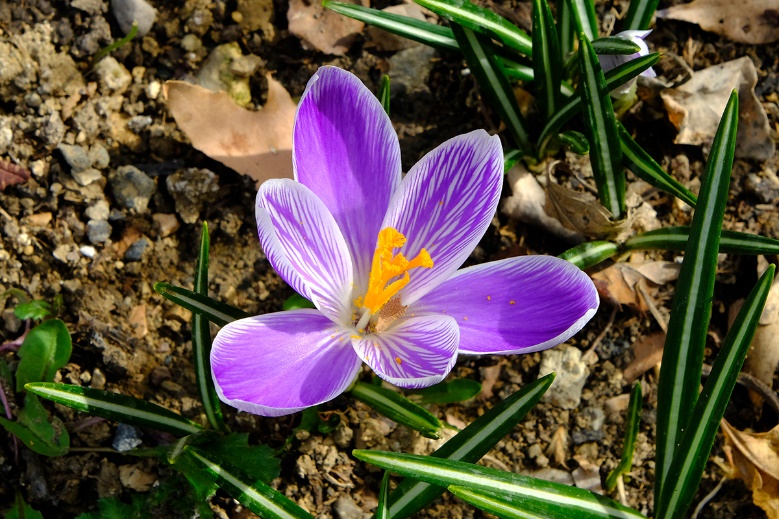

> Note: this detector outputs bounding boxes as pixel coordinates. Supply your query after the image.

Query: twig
[701,364,779,416]
[691,475,727,519]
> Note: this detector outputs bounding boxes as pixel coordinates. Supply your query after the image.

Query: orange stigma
[360,227,433,315]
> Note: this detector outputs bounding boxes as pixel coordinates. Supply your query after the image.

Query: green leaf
[282,293,317,311]
[559,241,618,270]
[379,74,390,115]
[617,122,697,207]
[6,493,44,519]
[408,379,481,404]
[13,300,52,321]
[200,433,280,484]
[531,0,562,119]
[376,472,391,519]
[657,264,775,519]
[414,0,532,56]
[625,227,779,255]
[176,446,315,519]
[605,383,642,491]
[538,53,659,154]
[577,33,625,219]
[591,37,641,55]
[557,0,574,58]
[386,374,555,519]
[192,223,228,433]
[25,382,203,436]
[451,24,531,153]
[447,486,554,518]
[0,393,69,457]
[324,1,459,51]
[503,149,523,174]
[654,90,738,505]
[350,382,442,439]
[557,130,590,154]
[15,319,72,391]
[354,450,643,518]
[565,0,598,40]
[624,0,660,30]
[154,282,250,327]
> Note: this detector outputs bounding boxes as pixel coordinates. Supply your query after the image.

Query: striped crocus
[210,67,599,417]
[599,30,657,95]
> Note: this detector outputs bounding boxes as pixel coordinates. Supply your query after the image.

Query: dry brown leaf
[592,263,650,311]
[656,0,779,45]
[624,332,665,383]
[634,261,681,285]
[288,0,368,55]
[722,419,779,518]
[545,164,631,240]
[0,159,31,191]
[660,57,775,161]
[479,360,506,400]
[164,76,295,185]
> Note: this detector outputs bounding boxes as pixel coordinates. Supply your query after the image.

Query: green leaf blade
[15,319,72,391]
[532,0,562,119]
[565,0,598,40]
[654,90,739,504]
[624,0,660,30]
[559,241,618,270]
[0,393,69,457]
[657,264,775,519]
[577,33,625,219]
[350,382,442,439]
[605,383,642,491]
[387,374,555,519]
[625,227,779,255]
[154,282,250,327]
[25,382,203,436]
[379,74,391,115]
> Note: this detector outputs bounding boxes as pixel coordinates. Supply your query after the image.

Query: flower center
[356,227,433,318]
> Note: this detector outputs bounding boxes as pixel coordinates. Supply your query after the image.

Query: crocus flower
[210,67,599,417]
[599,30,657,95]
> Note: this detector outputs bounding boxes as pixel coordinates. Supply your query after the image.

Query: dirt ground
[0,0,778,517]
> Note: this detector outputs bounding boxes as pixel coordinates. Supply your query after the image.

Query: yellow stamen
[361,227,434,315]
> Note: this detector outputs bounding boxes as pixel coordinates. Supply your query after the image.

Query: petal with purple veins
[294,67,402,290]
[211,310,361,417]
[381,130,503,306]
[257,179,354,324]
[352,315,459,389]
[411,256,599,355]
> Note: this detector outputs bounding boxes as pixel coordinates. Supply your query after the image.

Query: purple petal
[381,130,503,306]
[211,310,361,417]
[257,179,354,324]
[411,256,599,355]
[294,67,401,290]
[352,315,459,388]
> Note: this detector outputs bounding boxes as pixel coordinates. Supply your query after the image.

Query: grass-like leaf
[376,472,391,519]
[414,0,531,56]
[324,1,459,51]
[154,282,250,327]
[559,241,619,270]
[408,378,481,404]
[354,450,643,518]
[557,130,590,154]
[624,0,660,30]
[625,227,779,255]
[180,446,314,519]
[617,122,697,207]
[654,90,738,504]
[605,383,642,491]
[451,24,531,152]
[192,223,227,433]
[538,52,659,154]
[386,374,555,519]
[565,0,598,40]
[592,37,641,54]
[577,33,625,219]
[656,265,775,519]
[379,74,390,115]
[25,382,203,436]
[501,58,575,96]
[557,0,574,58]
[532,0,561,119]
[447,487,548,518]
[350,382,442,439]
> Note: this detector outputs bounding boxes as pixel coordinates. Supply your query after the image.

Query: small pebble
[152,213,179,238]
[91,368,107,389]
[112,0,157,37]
[127,115,152,133]
[112,423,143,452]
[57,143,92,172]
[89,143,110,169]
[109,165,156,212]
[87,219,112,244]
[71,167,103,186]
[124,237,151,262]
[80,245,97,258]
[145,81,161,100]
[85,200,110,221]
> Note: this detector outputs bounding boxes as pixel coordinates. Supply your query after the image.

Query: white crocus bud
[599,30,657,97]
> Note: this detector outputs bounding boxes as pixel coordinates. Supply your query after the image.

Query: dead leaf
[634,261,681,285]
[119,464,157,492]
[722,420,779,518]
[288,0,368,55]
[546,427,570,468]
[624,332,665,383]
[742,271,779,407]
[164,76,295,185]
[656,0,779,45]
[592,263,650,311]
[501,163,585,242]
[0,159,30,191]
[660,57,775,161]
[545,163,631,240]
[366,2,431,51]
[479,360,506,400]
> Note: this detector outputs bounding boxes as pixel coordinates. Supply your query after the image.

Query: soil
[0,0,778,518]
